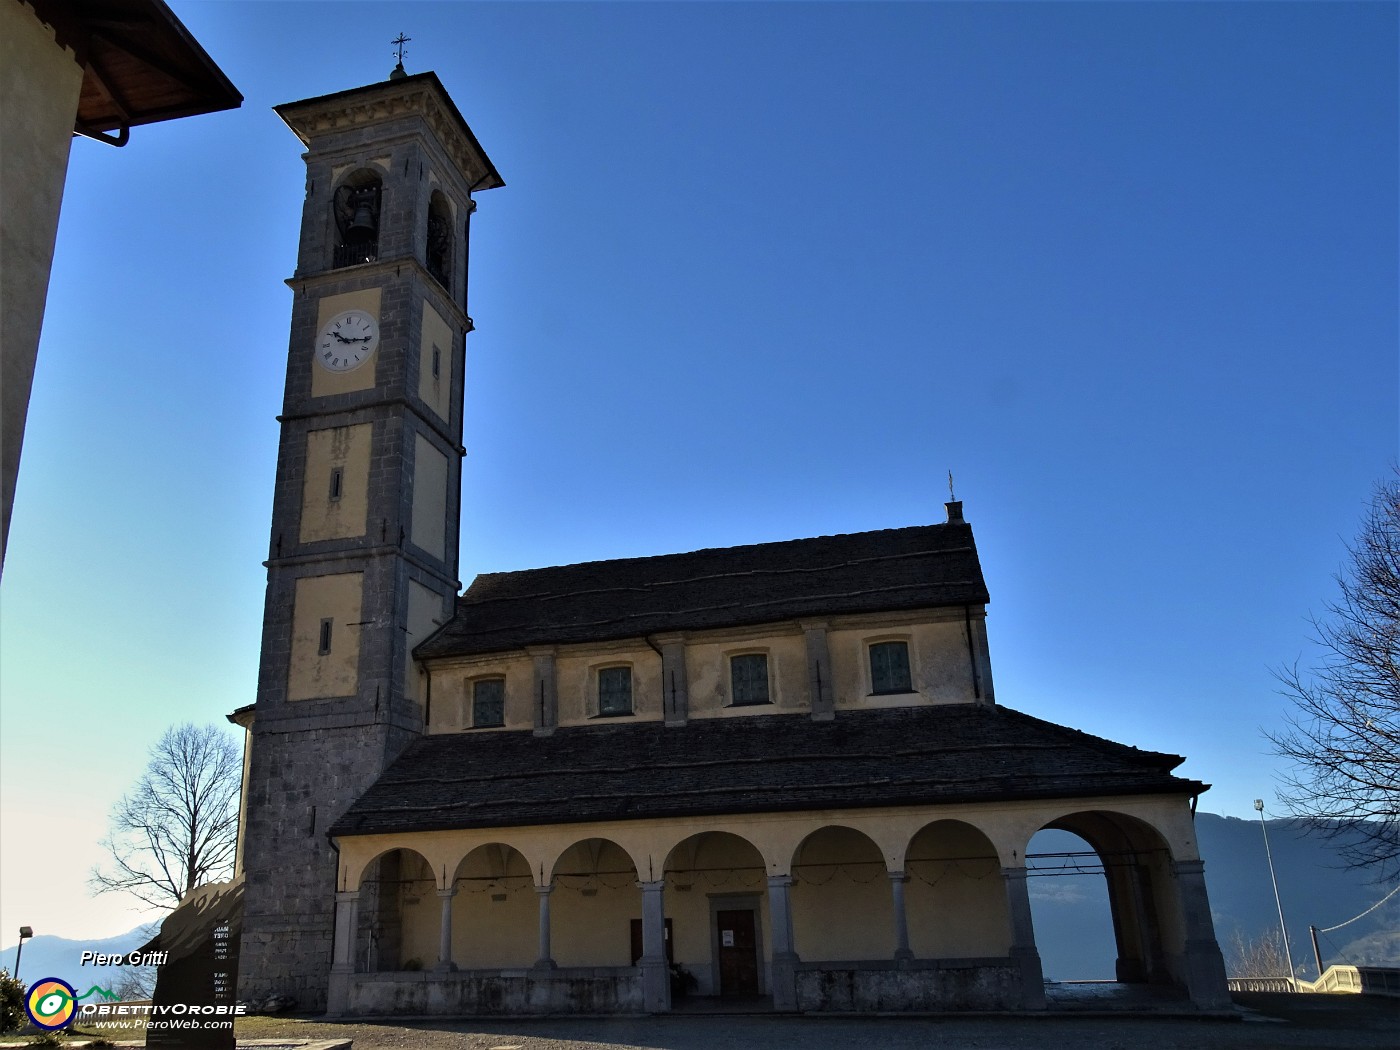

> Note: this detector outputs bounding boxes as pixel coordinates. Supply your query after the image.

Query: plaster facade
[324,791,1228,1015]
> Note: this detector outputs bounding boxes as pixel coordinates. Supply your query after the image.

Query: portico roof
[328,704,1207,838]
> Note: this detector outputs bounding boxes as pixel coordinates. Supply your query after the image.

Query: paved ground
[229,993,1399,1050]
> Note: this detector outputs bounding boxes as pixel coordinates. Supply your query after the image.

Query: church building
[235,67,1230,1018]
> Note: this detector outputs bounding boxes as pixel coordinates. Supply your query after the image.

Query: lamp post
[1254,799,1297,987]
[14,926,33,981]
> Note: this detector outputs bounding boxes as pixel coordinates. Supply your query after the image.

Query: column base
[640,958,671,1013]
[771,952,799,1011]
[326,972,350,1016]
[1011,946,1046,1010]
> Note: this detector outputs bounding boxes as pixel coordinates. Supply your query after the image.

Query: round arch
[790,825,893,963]
[331,167,384,267]
[905,819,1009,960]
[448,842,535,969]
[1026,809,1185,988]
[426,189,454,287]
[352,846,436,972]
[548,837,642,968]
[663,831,769,998]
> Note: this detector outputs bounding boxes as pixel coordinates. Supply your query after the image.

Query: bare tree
[1225,927,1292,979]
[1269,471,1400,880]
[92,723,241,908]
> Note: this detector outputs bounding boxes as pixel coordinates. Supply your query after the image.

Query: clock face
[315,309,380,372]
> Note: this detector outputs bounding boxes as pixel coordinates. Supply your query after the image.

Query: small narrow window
[318,618,334,655]
[870,641,912,694]
[329,467,344,501]
[598,666,633,716]
[473,678,504,727]
[730,653,770,706]
[431,345,441,379]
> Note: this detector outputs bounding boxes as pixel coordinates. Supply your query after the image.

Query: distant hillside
[1196,812,1398,975]
[1,925,156,994]
[1027,813,1397,981]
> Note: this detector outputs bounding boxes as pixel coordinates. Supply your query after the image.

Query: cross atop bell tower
[238,70,502,1011]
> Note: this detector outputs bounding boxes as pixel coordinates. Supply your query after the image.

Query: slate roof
[416,522,989,659]
[329,704,1207,838]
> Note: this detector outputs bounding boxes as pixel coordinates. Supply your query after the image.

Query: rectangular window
[870,641,912,694]
[329,467,344,501]
[473,678,504,727]
[598,666,633,716]
[730,653,770,706]
[318,618,334,656]
[431,344,441,379]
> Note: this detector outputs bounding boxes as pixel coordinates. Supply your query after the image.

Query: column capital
[640,879,666,894]
[535,883,555,897]
[436,886,457,899]
[766,873,794,889]
[887,869,910,884]
[1001,865,1029,880]
[1172,859,1206,877]
[336,890,359,904]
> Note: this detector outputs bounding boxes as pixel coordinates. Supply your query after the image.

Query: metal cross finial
[392,33,411,65]
[948,470,955,502]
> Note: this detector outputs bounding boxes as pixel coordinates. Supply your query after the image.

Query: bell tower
[238,69,502,1009]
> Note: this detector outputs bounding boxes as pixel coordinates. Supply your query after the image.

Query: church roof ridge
[419,521,988,658]
[466,519,969,588]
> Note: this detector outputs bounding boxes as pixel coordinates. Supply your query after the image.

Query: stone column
[639,880,671,1012]
[767,874,799,1011]
[802,621,834,720]
[889,871,914,961]
[1002,866,1046,1010]
[529,648,557,736]
[327,890,359,1014]
[658,636,689,725]
[533,884,556,970]
[435,887,457,972]
[1172,859,1230,1009]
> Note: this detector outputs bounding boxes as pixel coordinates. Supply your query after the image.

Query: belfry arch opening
[426,190,453,289]
[332,169,383,268]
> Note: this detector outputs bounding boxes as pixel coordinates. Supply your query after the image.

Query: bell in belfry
[346,191,377,240]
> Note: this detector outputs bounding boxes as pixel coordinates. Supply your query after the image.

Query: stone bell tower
[238,68,502,1009]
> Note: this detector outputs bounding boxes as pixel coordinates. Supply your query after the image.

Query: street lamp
[14,927,33,981]
[1254,800,1297,987]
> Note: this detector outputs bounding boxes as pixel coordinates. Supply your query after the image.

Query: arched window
[332,169,382,268]
[426,190,453,288]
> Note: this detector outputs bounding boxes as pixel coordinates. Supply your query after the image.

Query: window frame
[728,651,772,707]
[471,676,505,728]
[597,665,634,717]
[868,639,913,696]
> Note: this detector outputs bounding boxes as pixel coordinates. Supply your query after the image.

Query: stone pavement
[218,991,1397,1050]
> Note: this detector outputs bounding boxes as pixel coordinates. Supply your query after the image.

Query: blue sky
[1,1,1395,940]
